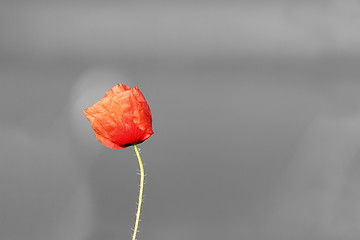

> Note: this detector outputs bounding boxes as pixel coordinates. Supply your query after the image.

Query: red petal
[83,84,153,149]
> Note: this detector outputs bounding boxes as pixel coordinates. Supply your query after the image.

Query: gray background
[1,1,360,239]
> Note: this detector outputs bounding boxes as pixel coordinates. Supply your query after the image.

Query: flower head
[83,84,153,149]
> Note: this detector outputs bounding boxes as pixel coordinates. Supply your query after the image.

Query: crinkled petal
[83,83,153,149]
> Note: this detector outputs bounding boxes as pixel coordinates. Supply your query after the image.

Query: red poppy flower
[83,84,153,149]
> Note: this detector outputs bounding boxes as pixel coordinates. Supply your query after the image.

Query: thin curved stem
[132,144,145,240]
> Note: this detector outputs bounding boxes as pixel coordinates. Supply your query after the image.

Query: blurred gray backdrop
[1,1,360,240]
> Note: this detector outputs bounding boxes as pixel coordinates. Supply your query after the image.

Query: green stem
[132,144,145,240]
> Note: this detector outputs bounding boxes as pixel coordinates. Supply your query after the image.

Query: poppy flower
[83,83,153,149]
